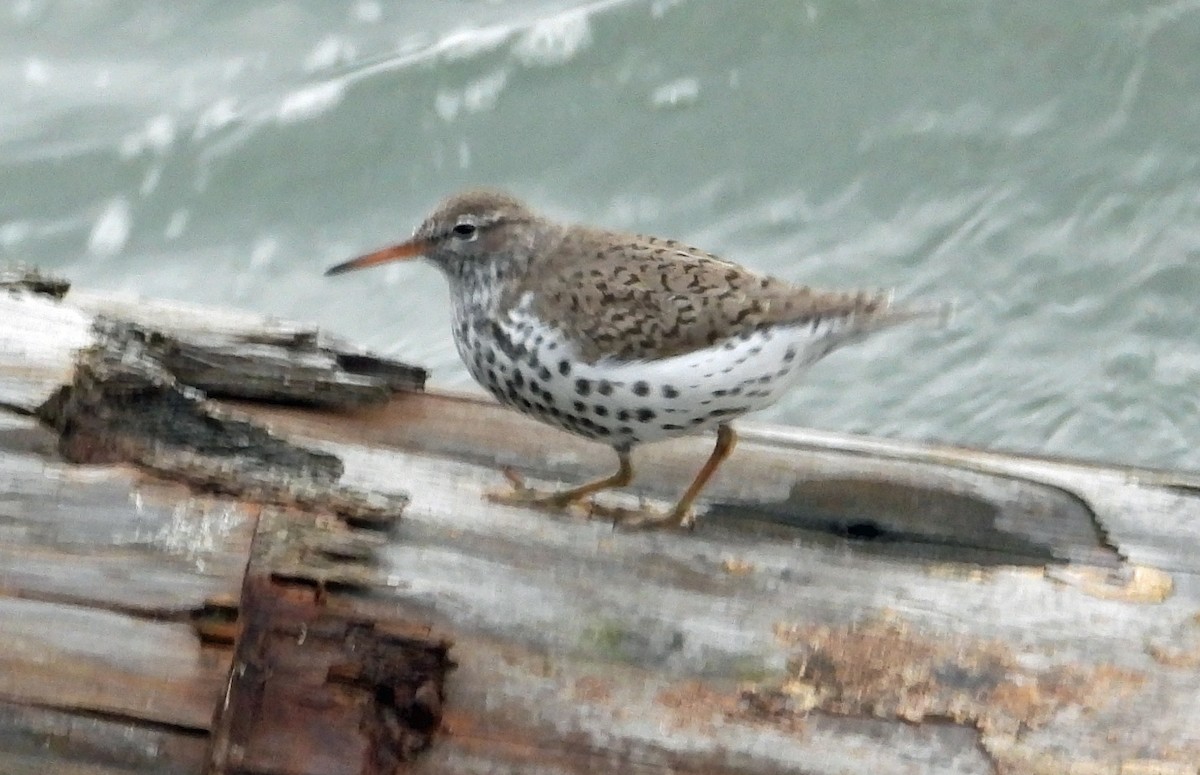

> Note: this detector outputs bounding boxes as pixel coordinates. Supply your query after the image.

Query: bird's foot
[589,501,696,531]
[484,467,592,514]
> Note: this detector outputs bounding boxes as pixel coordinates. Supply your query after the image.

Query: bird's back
[517,227,917,365]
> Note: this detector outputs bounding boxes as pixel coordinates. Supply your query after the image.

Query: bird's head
[325,189,543,278]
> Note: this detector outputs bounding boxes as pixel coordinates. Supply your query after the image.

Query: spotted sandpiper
[327,189,944,528]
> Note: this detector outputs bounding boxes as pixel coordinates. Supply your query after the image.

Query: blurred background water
[2,0,1197,471]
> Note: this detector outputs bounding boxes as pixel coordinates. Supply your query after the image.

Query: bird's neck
[447,258,518,320]
[445,223,563,320]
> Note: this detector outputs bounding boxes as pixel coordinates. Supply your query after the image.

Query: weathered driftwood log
[1,268,1198,775]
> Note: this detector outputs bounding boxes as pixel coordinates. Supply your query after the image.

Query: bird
[326,189,945,529]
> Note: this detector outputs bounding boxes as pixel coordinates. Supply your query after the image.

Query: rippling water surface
[3,0,1197,471]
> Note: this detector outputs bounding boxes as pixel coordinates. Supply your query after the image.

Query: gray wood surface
[1,276,1197,774]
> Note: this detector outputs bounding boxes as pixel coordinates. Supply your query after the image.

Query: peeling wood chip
[720,556,755,575]
[754,618,1146,736]
[1046,564,1174,604]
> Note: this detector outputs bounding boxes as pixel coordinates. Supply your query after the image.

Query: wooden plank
[0,293,94,413]
[0,701,207,775]
[0,414,254,613]
[1,278,425,417]
[2,279,1199,773]
[221,400,1200,774]
[0,596,228,729]
[234,391,1143,568]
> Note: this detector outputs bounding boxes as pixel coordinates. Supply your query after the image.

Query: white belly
[455,305,863,447]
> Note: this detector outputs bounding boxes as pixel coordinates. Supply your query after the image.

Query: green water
[3,1,1197,471]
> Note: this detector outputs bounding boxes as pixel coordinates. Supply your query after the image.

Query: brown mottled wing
[526,229,896,363]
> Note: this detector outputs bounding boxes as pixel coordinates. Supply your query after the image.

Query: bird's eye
[452,222,477,239]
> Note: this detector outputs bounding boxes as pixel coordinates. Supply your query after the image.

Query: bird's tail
[855,292,957,336]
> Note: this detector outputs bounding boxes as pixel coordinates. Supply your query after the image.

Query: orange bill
[324,238,430,276]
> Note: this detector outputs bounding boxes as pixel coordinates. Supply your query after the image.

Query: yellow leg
[667,423,737,527]
[605,424,737,530]
[488,449,634,512]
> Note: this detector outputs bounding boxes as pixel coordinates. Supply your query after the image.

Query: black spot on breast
[538,366,551,382]
[575,378,592,396]
[632,381,650,396]
[594,405,609,417]
[616,410,630,422]
[597,380,614,396]
[573,400,586,413]
[485,348,496,365]
[512,371,525,388]
[661,423,685,431]
[558,359,571,376]
[662,385,679,399]
[636,408,655,422]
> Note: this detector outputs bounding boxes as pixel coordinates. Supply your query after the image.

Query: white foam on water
[120,113,176,158]
[0,220,30,248]
[352,0,381,23]
[512,9,593,66]
[163,209,189,240]
[435,69,509,122]
[439,25,513,62]
[304,35,356,73]
[651,0,688,17]
[193,98,239,140]
[336,0,634,88]
[23,57,49,85]
[249,236,278,269]
[87,197,132,259]
[139,165,161,196]
[650,77,700,109]
[12,0,35,20]
[276,80,345,123]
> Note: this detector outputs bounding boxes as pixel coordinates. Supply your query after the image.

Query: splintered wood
[208,577,451,774]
